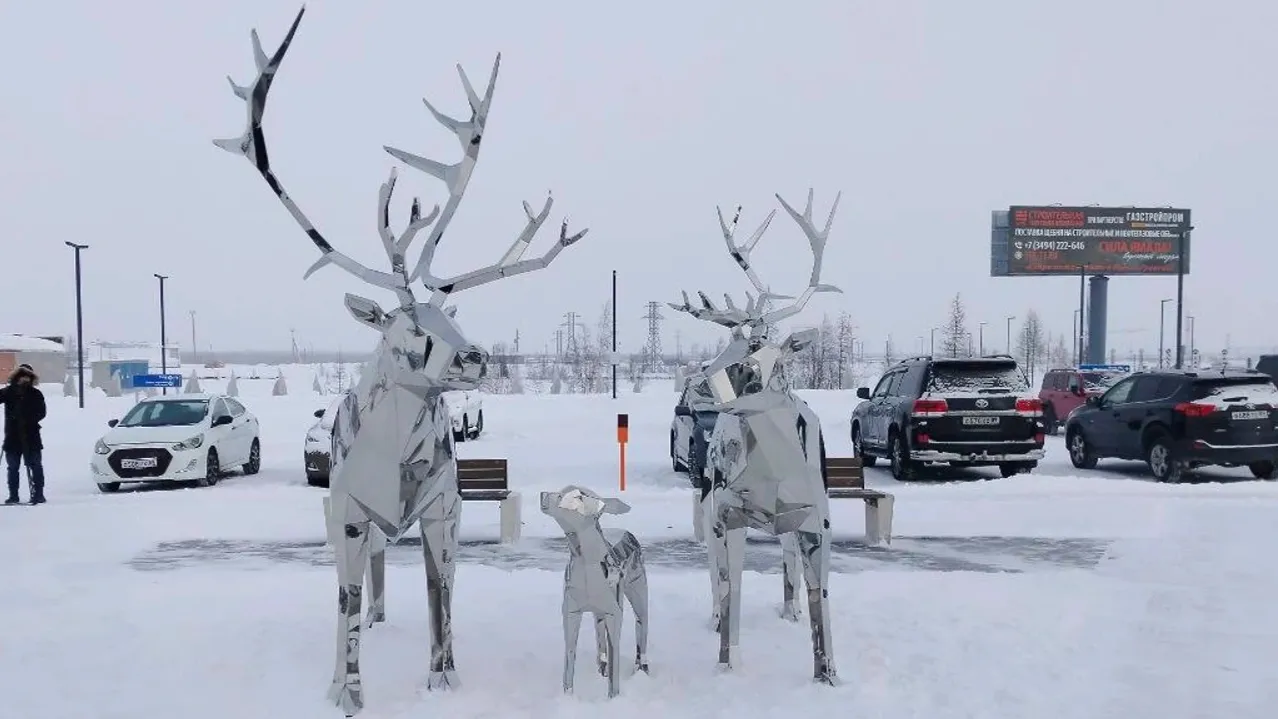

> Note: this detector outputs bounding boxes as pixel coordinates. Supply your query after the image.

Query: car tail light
[1034,433,1045,444]
[912,399,948,414]
[915,433,930,445]
[1174,402,1214,417]
[1015,398,1042,414]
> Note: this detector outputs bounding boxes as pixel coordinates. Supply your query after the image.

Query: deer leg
[421,498,461,690]
[797,527,839,685]
[364,524,386,627]
[715,520,746,671]
[327,520,371,716]
[562,608,583,694]
[780,532,802,622]
[701,492,723,631]
[622,564,650,673]
[594,614,609,677]
[603,610,624,698]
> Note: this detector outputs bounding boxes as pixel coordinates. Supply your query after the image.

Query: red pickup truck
[1038,365,1130,433]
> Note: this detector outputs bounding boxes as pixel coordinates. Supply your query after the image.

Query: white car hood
[104,424,205,446]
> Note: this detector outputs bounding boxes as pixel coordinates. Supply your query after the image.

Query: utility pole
[513,328,521,355]
[641,301,664,373]
[560,312,580,360]
[978,321,986,357]
[190,311,199,365]
[65,242,88,409]
[154,274,169,395]
[1006,315,1016,355]
[1158,298,1173,368]
[611,270,618,400]
[289,327,299,363]
[555,329,564,359]
[1175,228,1189,368]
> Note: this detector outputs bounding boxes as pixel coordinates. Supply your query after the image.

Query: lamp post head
[65,241,88,250]
[154,273,169,281]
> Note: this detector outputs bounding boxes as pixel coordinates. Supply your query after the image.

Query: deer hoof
[813,668,840,686]
[426,670,460,691]
[364,611,385,628]
[328,679,364,715]
[779,604,801,622]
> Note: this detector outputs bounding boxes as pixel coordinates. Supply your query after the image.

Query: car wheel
[242,438,261,475]
[671,433,687,472]
[687,439,702,485]
[852,426,877,467]
[470,410,484,439]
[97,482,121,493]
[307,475,329,488]
[1145,433,1184,483]
[999,462,1033,478]
[1042,405,1058,435]
[1248,460,1276,480]
[1067,428,1098,469]
[198,449,220,488]
[888,431,916,481]
[455,415,469,443]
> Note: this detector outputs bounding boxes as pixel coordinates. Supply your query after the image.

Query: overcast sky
[3,0,1274,358]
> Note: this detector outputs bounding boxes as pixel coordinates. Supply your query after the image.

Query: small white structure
[673,365,685,390]
[62,373,77,397]
[226,373,239,397]
[632,375,645,393]
[0,334,67,384]
[184,370,202,393]
[550,369,563,395]
[510,370,525,395]
[103,373,122,398]
[312,374,323,394]
[272,373,288,396]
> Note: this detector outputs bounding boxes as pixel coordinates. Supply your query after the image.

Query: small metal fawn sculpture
[215,8,587,715]
[667,190,842,684]
[540,486,650,698]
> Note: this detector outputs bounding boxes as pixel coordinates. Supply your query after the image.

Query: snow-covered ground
[5,367,1277,718]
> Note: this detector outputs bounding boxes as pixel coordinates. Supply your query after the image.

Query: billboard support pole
[1077,266,1086,366]
[1174,228,1188,369]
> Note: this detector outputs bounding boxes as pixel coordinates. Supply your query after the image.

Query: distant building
[88,341,181,371]
[0,334,68,384]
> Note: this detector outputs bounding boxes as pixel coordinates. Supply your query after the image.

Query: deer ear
[599,497,631,515]
[781,328,818,355]
[443,305,458,319]
[344,293,388,330]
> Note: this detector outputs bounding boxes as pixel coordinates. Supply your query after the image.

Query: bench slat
[827,488,887,500]
[457,459,507,471]
[461,489,512,501]
[459,478,508,491]
[824,455,865,490]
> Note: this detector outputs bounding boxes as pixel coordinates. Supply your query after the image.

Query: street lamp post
[1158,298,1173,368]
[1187,315,1195,366]
[65,242,88,409]
[155,274,170,395]
[1072,309,1081,365]
[1006,315,1015,355]
[978,321,987,356]
[930,327,937,356]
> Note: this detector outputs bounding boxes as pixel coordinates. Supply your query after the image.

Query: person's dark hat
[17,363,32,371]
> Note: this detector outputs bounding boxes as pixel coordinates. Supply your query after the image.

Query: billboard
[990,206,1191,276]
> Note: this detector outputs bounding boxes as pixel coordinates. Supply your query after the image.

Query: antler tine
[718,205,777,298]
[666,290,742,329]
[759,188,844,325]
[375,168,442,303]
[214,6,410,299]
[383,54,502,287]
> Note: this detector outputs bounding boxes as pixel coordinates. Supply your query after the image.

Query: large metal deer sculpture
[215,8,587,716]
[668,190,842,685]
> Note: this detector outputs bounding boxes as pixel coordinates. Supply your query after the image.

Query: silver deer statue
[667,190,842,684]
[215,8,588,716]
[540,486,650,698]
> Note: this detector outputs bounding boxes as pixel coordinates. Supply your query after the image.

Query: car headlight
[306,430,326,445]
[171,435,204,451]
[703,429,713,442]
[94,439,111,455]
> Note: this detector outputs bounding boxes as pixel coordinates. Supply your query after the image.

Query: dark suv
[850,355,1046,480]
[1064,369,1278,482]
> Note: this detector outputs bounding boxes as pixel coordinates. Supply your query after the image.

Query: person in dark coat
[0,363,47,504]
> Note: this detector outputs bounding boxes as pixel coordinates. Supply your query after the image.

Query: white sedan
[91,393,261,492]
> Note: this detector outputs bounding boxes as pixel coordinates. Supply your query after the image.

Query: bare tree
[882,336,896,370]
[1049,334,1069,368]
[835,312,856,388]
[1015,310,1046,382]
[940,293,968,358]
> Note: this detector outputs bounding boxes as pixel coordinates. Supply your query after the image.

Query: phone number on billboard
[1019,240,1087,251]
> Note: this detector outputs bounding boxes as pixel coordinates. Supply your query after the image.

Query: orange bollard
[616,413,629,491]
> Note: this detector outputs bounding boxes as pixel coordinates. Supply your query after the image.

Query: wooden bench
[824,457,894,545]
[692,456,895,546]
[322,458,522,545]
[456,458,522,544]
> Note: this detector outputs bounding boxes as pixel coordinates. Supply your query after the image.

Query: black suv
[851,355,1046,480]
[1064,368,1278,482]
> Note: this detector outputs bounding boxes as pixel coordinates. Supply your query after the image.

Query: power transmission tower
[290,328,298,363]
[513,329,521,355]
[675,330,683,363]
[642,301,664,373]
[560,312,581,360]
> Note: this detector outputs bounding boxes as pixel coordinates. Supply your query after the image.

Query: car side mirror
[674,405,692,417]
[1086,395,1101,407]
[107,419,118,428]
[213,415,233,427]
[313,409,325,418]
[856,387,871,400]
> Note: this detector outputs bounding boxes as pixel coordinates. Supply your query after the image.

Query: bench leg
[693,489,705,543]
[863,496,894,545]
[322,495,332,545]
[499,492,522,544]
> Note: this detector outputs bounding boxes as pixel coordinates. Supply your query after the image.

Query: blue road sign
[132,373,183,388]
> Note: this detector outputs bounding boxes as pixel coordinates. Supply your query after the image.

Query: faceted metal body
[540,486,650,697]
[215,8,587,715]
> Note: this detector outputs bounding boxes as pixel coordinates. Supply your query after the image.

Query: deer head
[214,7,587,391]
[540,486,631,534]
[668,191,841,407]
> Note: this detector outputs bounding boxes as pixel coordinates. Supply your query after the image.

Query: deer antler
[760,189,843,324]
[213,6,428,308]
[384,56,588,303]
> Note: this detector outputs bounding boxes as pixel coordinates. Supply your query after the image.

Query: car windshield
[928,363,1029,393]
[118,399,209,427]
[686,378,716,408]
[319,397,345,430]
[1081,372,1126,391]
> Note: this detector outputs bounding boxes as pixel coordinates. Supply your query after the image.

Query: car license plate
[1231,410,1268,421]
[120,457,158,469]
[961,416,1000,426]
